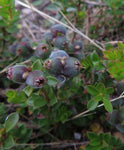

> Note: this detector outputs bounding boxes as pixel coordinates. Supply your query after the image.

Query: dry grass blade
[16,0,105,51]
[67,93,124,121]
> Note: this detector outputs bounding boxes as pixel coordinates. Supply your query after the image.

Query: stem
[67,94,124,121]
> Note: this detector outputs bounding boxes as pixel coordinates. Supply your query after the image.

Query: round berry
[53,36,69,50]
[73,40,83,51]
[49,49,69,59]
[42,32,54,45]
[63,57,81,77]
[7,65,29,84]
[26,70,46,88]
[44,57,63,75]
[35,43,51,59]
[51,24,67,37]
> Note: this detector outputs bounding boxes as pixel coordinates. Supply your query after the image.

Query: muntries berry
[9,43,18,55]
[63,57,81,77]
[7,65,29,84]
[72,41,83,60]
[20,37,32,50]
[42,32,54,45]
[50,24,67,37]
[44,57,63,75]
[9,38,34,57]
[73,40,83,51]
[26,70,46,88]
[53,36,69,50]
[49,49,69,59]
[35,43,51,59]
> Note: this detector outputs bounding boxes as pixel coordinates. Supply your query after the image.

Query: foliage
[85,132,124,150]
[0,0,124,149]
[0,0,19,51]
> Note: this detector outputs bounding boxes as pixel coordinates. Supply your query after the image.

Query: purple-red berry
[35,43,51,59]
[7,65,29,84]
[44,57,63,75]
[42,32,54,45]
[26,70,46,88]
[63,57,81,77]
[53,36,69,50]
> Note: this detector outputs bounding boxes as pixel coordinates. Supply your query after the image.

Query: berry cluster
[42,24,84,60]
[7,65,46,88]
[9,37,33,58]
[7,24,83,88]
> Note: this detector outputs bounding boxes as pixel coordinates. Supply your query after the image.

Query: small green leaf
[106,87,114,94]
[92,51,100,62]
[87,85,99,96]
[27,94,47,108]
[44,85,57,106]
[5,112,19,132]
[47,76,59,86]
[34,96,47,108]
[6,90,27,104]
[6,90,17,99]
[88,132,97,139]
[94,94,103,102]
[32,59,42,71]
[90,139,100,146]
[23,86,33,96]
[103,98,113,113]
[88,100,98,111]
[3,135,15,149]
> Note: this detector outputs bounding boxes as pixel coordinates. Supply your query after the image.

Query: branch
[13,141,89,149]
[67,93,124,121]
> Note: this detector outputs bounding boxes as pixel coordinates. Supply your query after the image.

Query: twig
[0,59,31,76]
[13,141,89,148]
[0,60,17,76]
[22,20,37,41]
[67,93,124,121]
[16,0,105,51]
[104,41,123,45]
[83,0,105,6]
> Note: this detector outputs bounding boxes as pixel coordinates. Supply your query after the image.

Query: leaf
[27,94,47,108]
[103,98,113,113]
[47,76,59,86]
[94,94,103,102]
[88,132,97,140]
[32,59,42,71]
[2,135,15,149]
[106,87,114,94]
[88,100,98,111]
[5,112,19,132]
[44,85,57,106]
[87,85,99,96]
[6,90,27,103]
[92,51,100,62]
[23,86,33,96]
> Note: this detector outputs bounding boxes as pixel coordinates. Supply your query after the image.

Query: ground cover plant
[0,0,124,149]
